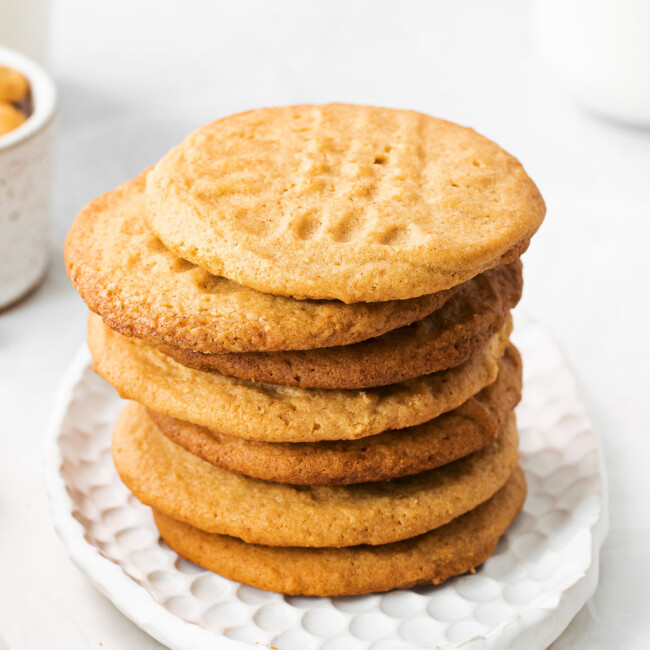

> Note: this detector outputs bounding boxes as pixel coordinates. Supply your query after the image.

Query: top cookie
[146,104,545,302]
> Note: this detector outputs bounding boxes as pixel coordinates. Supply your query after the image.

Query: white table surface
[1,1,648,648]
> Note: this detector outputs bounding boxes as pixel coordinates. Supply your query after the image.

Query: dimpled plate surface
[45,313,607,650]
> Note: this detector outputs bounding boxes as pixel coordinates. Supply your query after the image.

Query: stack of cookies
[65,104,545,596]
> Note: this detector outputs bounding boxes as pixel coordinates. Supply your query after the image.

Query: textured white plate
[45,314,607,650]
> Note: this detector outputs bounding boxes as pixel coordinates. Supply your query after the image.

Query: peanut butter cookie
[161,260,521,389]
[65,173,460,354]
[113,402,519,547]
[146,104,544,301]
[89,313,511,442]
[150,345,521,484]
[153,467,525,596]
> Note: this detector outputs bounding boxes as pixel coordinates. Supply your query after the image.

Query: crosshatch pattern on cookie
[146,104,544,301]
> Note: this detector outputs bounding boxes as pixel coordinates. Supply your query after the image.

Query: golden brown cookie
[161,260,521,389]
[65,172,460,354]
[146,104,544,302]
[113,402,519,547]
[0,66,29,103]
[153,466,526,596]
[0,102,27,136]
[149,345,522,485]
[89,313,510,442]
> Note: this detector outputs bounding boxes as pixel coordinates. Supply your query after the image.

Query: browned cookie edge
[153,466,526,596]
[149,345,522,485]
[161,260,522,389]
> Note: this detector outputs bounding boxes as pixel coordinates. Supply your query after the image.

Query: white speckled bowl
[0,45,57,309]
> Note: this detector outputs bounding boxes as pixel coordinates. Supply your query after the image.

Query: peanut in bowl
[0,45,57,309]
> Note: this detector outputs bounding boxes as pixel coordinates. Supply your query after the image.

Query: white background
[1,0,649,648]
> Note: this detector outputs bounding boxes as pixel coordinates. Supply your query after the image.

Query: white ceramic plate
[45,313,607,650]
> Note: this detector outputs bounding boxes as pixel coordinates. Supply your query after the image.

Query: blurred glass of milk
[0,0,52,67]
[532,0,650,127]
